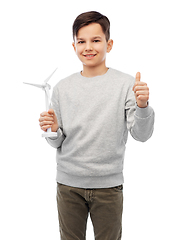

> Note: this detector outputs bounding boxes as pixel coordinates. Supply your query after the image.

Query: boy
[39,11,154,240]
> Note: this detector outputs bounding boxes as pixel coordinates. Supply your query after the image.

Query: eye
[93,40,100,43]
[78,41,85,44]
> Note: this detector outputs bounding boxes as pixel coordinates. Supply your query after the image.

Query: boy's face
[72,23,113,69]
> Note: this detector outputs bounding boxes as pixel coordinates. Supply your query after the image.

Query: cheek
[76,45,84,55]
[96,43,107,53]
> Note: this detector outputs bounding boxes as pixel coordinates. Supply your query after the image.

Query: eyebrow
[76,36,102,41]
[92,36,102,39]
[76,38,85,41]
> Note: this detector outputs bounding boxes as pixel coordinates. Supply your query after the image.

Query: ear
[72,42,76,52]
[107,39,113,53]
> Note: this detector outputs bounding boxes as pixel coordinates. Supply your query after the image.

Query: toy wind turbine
[23,68,58,138]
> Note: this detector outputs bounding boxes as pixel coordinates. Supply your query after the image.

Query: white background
[0,0,171,239]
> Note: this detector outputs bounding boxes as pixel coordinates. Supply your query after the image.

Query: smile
[83,54,97,59]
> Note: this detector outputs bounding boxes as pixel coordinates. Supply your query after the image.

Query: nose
[85,41,93,52]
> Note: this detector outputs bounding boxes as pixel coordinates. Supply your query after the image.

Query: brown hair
[72,11,110,42]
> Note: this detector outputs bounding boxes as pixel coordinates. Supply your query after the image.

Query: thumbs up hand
[132,72,149,108]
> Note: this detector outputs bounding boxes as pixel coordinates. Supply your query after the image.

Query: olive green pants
[56,183,123,240]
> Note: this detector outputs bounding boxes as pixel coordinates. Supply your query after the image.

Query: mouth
[83,54,97,59]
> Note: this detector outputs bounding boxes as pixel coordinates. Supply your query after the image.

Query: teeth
[86,55,95,57]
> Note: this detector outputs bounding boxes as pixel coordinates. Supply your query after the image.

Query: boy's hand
[39,109,58,132]
[133,72,149,108]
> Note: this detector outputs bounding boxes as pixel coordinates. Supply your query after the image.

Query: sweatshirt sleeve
[46,128,65,148]
[45,86,65,148]
[125,81,155,142]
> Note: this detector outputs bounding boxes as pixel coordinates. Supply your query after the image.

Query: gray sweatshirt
[46,68,155,188]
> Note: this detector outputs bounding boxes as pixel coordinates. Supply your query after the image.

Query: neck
[81,63,108,78]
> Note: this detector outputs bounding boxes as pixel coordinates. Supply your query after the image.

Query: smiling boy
[72,22,113,78]
[39,11,154,240]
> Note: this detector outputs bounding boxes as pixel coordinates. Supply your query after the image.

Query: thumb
[135,72,141,82]
[48,108,55,115]
[48,109,58,123]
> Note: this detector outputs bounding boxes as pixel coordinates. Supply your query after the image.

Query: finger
[39,116,54,122]
[42,116,54,121]
[40,112,47,117]
[134,82,147,86]
[39,120,54,126]
[134,86,149,93]
[133,82,147,91]
[137,93,149,99]
[134,85,148,90]
[135,72,141,82]
[135,91,149,97]
[136,99,148,108]
[41,124,53,131]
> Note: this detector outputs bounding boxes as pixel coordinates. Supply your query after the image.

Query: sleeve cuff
[135,103,154,119]
[48,128,63,140]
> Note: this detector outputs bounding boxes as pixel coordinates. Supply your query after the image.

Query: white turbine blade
[44,67,58,83]
[23,82,43,89]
